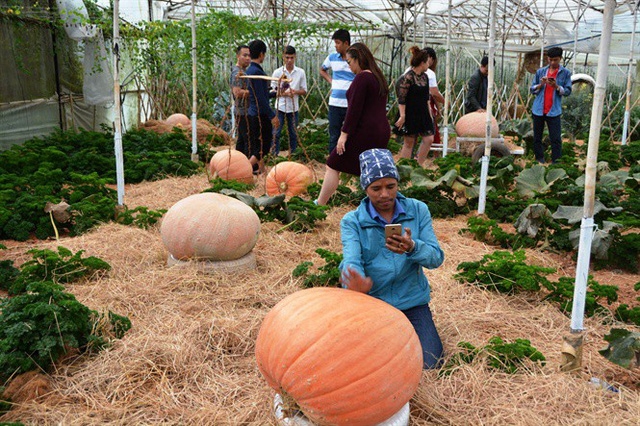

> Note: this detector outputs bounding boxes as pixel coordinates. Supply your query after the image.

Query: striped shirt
[322,52,355,108]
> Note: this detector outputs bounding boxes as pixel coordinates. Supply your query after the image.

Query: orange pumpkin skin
[209,149,254,184]
[255,287,423,426]
[160,193,260,261]
[165,113,191,127]
[265,161,314,197]
[455,111,499,138]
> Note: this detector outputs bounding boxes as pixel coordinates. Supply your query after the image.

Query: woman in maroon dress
[317,43,390,205]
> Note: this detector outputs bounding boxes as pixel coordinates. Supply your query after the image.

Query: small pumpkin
[455,111,499,138]
[255,287,423,426]
[209,149,254,184]
[161,192,260,261]
[165,113,191,127]
[265,161,314,197]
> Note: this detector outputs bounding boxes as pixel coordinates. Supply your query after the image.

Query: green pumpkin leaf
[515,165,567,197]
[599,328,640,369]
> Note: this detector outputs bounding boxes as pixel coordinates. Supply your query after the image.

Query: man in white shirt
[271,45,307,155]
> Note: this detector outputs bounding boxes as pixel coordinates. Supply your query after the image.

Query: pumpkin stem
[279,390,302,419]
[279,182,288,192]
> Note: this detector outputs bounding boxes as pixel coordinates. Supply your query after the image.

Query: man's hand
[271,116,280,129]
[341,267,373,294]
[386,227,415,254]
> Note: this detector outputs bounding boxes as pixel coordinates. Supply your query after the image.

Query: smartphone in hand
[384,224,402,239]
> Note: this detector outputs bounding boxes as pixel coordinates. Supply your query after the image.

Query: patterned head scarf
[359,148,400,189]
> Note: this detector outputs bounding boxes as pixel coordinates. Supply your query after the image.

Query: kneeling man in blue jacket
[340,148,445,369]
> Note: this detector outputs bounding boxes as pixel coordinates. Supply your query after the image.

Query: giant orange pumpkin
[160,192,260,261]
[209,149,254,184]
[455,111,499,138]
[255,287,423,426]
[265,161,314,197]
[165,113,191,127]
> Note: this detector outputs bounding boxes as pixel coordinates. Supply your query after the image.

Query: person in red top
[529,47,572,163]
[316,43,391,205]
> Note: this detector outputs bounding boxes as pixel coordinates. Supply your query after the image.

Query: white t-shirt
[271,66,308,113]
[426,68,438,88]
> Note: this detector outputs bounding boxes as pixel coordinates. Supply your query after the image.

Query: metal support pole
[113,0,125,206]
[477,0,497,215]
[190,0,199,162]
[622,5,638,146]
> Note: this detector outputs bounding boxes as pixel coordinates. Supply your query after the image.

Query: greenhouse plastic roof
[147,0,640,57]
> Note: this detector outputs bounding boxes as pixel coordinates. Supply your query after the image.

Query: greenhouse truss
[2,0,640,149]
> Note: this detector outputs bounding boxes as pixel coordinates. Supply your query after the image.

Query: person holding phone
[530,46,572,164]
[339,148,445,369]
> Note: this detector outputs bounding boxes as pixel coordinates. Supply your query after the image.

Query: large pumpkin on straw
[165,113,191,127]
[161,193,260,261]
[255,287,423,426]
[265,161,314,197]
[209,149,253,184]
[455,111,499,138]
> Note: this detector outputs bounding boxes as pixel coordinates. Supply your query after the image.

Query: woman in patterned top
[395,46,435,166]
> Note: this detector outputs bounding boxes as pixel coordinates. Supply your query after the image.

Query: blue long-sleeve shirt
[530,65,572,117]
[340,193,444,310]
[246,61,276,119]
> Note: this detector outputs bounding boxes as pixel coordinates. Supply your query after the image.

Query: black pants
[235,114,250,157]
[248,114,273,160]
[532,114,562,163]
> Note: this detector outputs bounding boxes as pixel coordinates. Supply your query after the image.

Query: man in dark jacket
[246,39,279,173]
[464,56,489,114]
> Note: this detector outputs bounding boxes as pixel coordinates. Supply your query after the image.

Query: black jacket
[464,69,488,113]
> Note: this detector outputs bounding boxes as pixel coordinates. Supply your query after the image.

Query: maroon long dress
[326,71,390,175]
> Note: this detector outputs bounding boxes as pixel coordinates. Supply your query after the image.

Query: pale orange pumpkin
[165,113,191,127]
[265,161,314,197]
[255,287,423,426]
[160,192,260,261]
[209,149,254,184]
[455,111,499,137]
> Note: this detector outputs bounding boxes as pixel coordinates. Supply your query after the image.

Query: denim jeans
[328,105,347,153]
[273,110,299,155]
[402,303,444,369]
[532,114,562,163]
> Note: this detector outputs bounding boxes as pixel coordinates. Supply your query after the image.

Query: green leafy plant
[6,246,111,295]
[468,189,530,223]
[460,216,537,249]
[203,177,254,194]
[292,248,343,288]
[515,165,568,198]
[401,185,463,219]
[484,336,546,374]
[307,182,365,208]
[116,206,167,230]
[593,231,640,274]
[542,276,618,317]
[0,247,129,383]
[440,337,546,376]
[454,250,555,293]
[599,328,640,369]
[220,190,327,233]
[0,281,130,383]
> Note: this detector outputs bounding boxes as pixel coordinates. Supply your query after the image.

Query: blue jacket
[340,193,444,311]
[530,65,572,117]
[246,62,276,119]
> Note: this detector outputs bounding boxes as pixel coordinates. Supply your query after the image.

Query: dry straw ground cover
[1,170,639,425]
